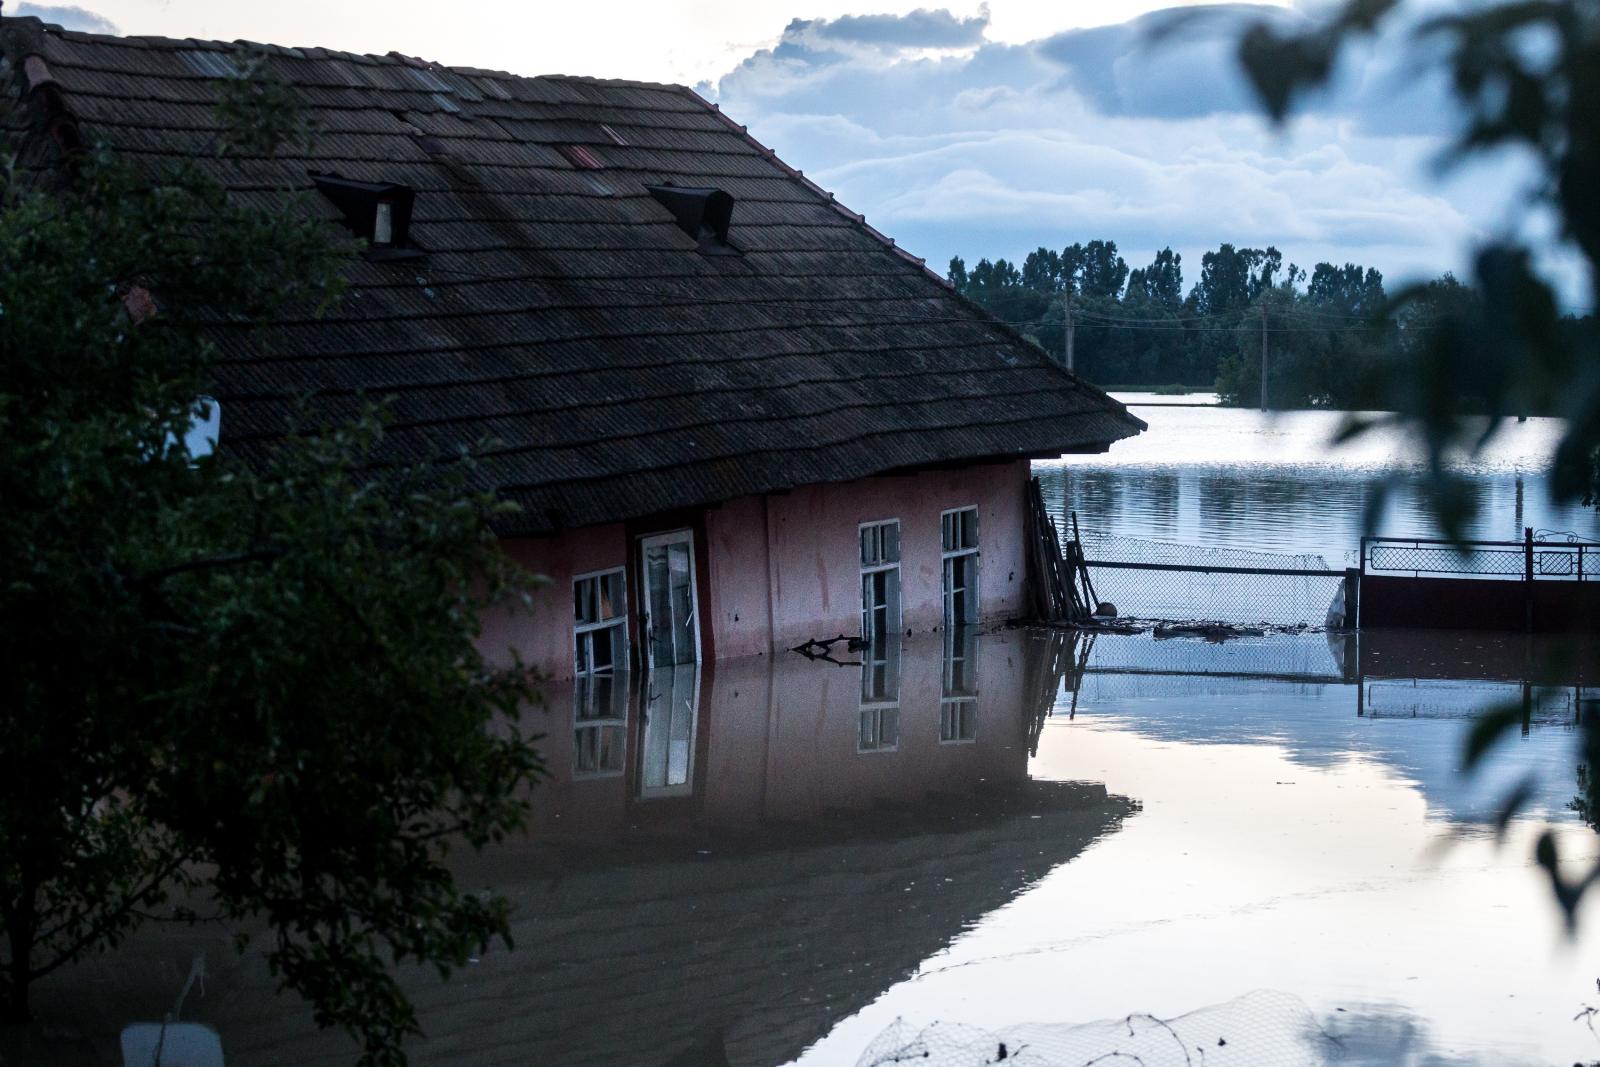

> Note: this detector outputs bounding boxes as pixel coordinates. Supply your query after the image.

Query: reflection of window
[573,674,626,779]
[861,635,901,705]
[939,702,976,743]
[941,506,980,629]
[860,519,902,644]
[639,666,699,798]
[941,629,978,743]
[859,636,901,753]
[574,568,627,676]
[859,706,899,752]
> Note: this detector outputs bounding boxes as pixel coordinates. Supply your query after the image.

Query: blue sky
[11,0,1585,302]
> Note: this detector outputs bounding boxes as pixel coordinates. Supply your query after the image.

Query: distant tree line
[947,242,1597,409]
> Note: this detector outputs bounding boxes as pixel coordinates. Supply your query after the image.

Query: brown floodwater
[9,626,1600,1066]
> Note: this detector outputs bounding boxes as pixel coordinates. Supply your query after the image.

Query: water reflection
[1070,629,1599,824]
[797,628,1600,1067]
[638,666,699,798]
[18,628,1600,1067]
[534,629,1097,848]
[10,631,1135,1067]
[1041,407,1600,563]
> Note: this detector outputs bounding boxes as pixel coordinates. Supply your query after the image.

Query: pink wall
[522,631,1034,839]
[479,458,1031,678]
[753,458,1029,650]
[478,522,629,678]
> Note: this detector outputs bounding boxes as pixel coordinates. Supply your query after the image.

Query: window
[311,173,423,262]
[861,635,900,705]
[573,673,626,779]
[940,629,978,743]
[859,634,900,753]
[941,506,980,630]
[638,666,699,799]
[860,519,902,645]
[574,568,628,676]
[373,200,394,245]
[858,705,899,753]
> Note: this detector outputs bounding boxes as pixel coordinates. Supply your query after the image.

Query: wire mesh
[855,989,1339,1066]
[1365,543,1521,576]
[1079,535,1344,627]
[1362,535,1600,581]
[1081,631,1350,679]
[1361,677,1583,723]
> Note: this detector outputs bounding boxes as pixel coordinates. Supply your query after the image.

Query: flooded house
[0,18,1143,678]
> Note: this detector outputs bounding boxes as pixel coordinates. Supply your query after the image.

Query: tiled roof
[0,18,1144,536]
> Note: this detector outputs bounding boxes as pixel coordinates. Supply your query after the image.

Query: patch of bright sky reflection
[794,678,1600,1066]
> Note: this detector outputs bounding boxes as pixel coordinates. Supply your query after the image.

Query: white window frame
[859,634,901,754]
[939,700,978,743]
[858,704,900,753]
[859,518,902,645]
[941,505,981,630]
[638,529,702,668]
[573,566,629,677]
[637,665,701,800]
[572,673,627,780]
[940,629,978,744]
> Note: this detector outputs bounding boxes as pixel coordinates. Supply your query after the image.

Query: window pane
[884,522,900,563]
[592,625,616,673]
[574,577,593,625]
[961,509,979,550]
[942,512,955,552]
[861,527,874,567]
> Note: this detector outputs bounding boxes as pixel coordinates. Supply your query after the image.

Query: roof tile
[0,17,1143,536]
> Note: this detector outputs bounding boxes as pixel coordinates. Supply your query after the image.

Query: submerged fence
[1078,533,1348,627]
[1360,530,1600,631]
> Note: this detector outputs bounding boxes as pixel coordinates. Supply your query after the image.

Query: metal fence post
[1344,567,1361,630]
[1524,526,1535,632]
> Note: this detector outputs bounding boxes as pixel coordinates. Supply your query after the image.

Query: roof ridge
[5,16,692,94]
[533,72,691,92]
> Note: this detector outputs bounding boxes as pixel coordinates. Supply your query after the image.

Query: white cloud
[713,2,1585,302]
[12,2,118,33]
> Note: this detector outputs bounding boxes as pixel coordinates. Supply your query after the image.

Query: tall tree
[0,55,543,1063]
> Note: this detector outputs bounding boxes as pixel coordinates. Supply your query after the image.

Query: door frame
[638,528,703,668]
[635,664,702,800]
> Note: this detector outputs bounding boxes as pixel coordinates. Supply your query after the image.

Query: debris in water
[1154,621,1266,642]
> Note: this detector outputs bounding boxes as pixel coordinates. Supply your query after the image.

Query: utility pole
[1063,286,1075,374]
[1259,302,1270,411]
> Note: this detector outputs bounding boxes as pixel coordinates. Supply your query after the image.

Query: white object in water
[120,1022,224,1067]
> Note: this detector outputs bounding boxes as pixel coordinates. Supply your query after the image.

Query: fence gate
[1077,531,1351,628]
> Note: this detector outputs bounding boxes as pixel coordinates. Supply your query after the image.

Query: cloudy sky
[11,0,1582,302]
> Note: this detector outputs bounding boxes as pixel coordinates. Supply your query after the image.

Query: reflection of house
[1,19,1143,680]
[23,632,1130,1066]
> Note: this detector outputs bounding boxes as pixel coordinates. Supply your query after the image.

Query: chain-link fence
[1081,629,1350,678]
[1078,534,1347,627]
[1363,533,1600,581]
[1361,676,1587,723]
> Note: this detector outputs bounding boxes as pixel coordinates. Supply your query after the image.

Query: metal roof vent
[311,173,425,262]
[646,184,737,255]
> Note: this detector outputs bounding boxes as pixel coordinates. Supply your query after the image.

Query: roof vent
[646,184,737,255]
[311,173,425,262]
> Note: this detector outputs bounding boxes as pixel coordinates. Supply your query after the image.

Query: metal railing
[1361,529,1600,583]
